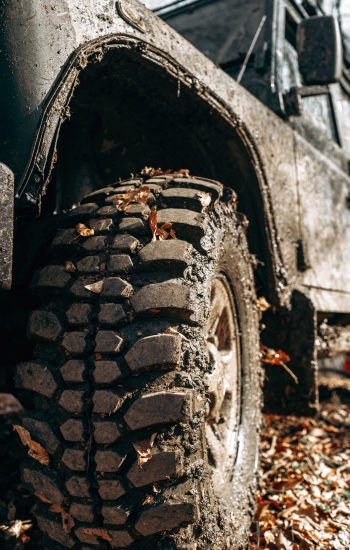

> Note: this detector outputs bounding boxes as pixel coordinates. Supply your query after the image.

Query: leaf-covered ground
[249,399,350,549]
[0,394,349,549]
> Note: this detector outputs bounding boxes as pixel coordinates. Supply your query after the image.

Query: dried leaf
[84,280,104,294]
[60,510,75,534]
[157,222,176,241]
[81,528,112,542]
[0,520,32,540]
[34,495,75,533]
[164,327,190,343]
[278,530,295,549]
[75,223,94,237]
[148,207,176,241]
[133,433,157,467]
[13,425,49,465]
[113,186,151,211]
[34,493,52,505]
[49,504,75,533]
[260,344,298,384]
[196,192,211,209]
[21,532,30,543]
[250,400,350,550]
[173,168,190,177]
[158,220,172,232]
[257,296,271,312]
[149,207,158,241]
[264,530,276,544]
[141,166,190,178]
[64,261,76,273]
[260,344,290,366]
[141,166,165,177]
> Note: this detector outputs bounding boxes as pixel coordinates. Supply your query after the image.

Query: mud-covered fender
[0,0,290,308]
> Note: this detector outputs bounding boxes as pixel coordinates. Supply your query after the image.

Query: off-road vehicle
[0,0,349,548]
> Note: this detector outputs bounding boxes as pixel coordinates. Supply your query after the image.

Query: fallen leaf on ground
[13,425,49,465]
[75,223,94,237]
[133,433,157,467]
[84,280,104,294]
[250,402,350,549]
[81,528,112,542]
[230,194,238,206]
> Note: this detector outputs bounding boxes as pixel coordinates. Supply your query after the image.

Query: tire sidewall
[209,218,261,541]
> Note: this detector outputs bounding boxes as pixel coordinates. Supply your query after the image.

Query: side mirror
[297,15,342,85]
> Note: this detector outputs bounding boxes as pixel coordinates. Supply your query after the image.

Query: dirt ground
[0,391,349,549]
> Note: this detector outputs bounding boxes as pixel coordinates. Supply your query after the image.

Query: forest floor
[249,386,350,549]
[0,384,349,549]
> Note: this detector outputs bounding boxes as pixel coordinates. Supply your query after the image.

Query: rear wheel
[15,174,261,549]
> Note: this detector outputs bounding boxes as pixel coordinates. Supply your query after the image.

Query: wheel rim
[205,276,241,502]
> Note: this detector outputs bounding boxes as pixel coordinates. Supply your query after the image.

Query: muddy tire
[15,174,262,549]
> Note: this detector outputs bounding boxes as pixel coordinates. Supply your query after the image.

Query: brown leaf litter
[141,166,190,178]
[249,401,350,549]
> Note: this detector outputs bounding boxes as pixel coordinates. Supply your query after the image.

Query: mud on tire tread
[16,174,261,549]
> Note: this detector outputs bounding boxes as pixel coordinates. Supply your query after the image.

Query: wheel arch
[16,36,288,308]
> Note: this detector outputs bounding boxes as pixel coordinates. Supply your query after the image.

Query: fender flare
[16,35,289,307]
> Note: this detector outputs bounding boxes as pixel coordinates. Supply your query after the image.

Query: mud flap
[263,290,318,416]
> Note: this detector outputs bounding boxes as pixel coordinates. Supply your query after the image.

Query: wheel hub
[205,276,241,502]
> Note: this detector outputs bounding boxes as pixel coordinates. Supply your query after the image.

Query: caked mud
[14,174,262,549]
